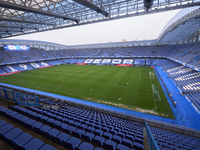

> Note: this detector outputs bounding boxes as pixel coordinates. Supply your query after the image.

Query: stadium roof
[157,7,200,44]
[0,0,200,39]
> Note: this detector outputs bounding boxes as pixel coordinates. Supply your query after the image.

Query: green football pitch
[0,65,174,118]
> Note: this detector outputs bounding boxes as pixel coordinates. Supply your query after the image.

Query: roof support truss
[0,17,54,25]
[72,0,109,17]
[0,1,79,23]
[0,25,37,30]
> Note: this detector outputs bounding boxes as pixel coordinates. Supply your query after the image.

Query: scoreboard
[4,45,30,51]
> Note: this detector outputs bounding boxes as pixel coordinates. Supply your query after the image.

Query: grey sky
[8,9,181,46]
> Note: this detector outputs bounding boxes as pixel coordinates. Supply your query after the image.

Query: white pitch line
[148,67,156,110]
[114,69,128,86]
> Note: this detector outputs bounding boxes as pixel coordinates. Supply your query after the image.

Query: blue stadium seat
[13,132,33,150]
[125,134,134,141]
[0,120,7,127]
[93,129,103,136]
[77,142,94,150]
[82,132,95,142]
[78,124,88,130]
[60,123,69,131]
[25,119,36,130]
[121,138,132,147]
[68,119,74,126]
[46,128,60,140]
[47,112,53,118]
[23,138,44,150]
[132,142,144,150]
[117,132,125,138]
[73,121,81,128]
[136,133,143,139]
[88,123,95,127]
[128,131,135,137]
[56,116,63,121]
[116,144,129,150]
[3,109,13,117]
[85,126,95,133]
[3,128,23,147]
[41,116,49,123]
[39,144,57,150]
[107,125,114,130]
[62,118,68,124]
[12,114,23,122]
[72,129,85,138]
[29,112,37,119]
[103,139,117,150]
[121,129,128,135]
[35,114,43,121]
[94,148,103,150]
[134,137,143,144]
[52,132,70,145]
[112,135,122,143]
[109,129,117,135]
[161,142,170,149]
[0,123,14,139]
[8,105,14,110]
[41,125,52,139]
[92,135,105,147]
[18,116,29,126]
[63,136,81,150]
[8,111,18,119]
[47,118,55,126]
[0,107,8,115]
[33,122,43,134]
[114,127,121,132]
[102,132,112,140]
[54,120,62,129]
[94,125,102,130]
[102,127,109,132]
[65,125,76,134]
[24,110,33,117]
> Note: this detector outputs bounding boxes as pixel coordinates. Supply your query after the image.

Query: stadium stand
[0,104,145,150]
[1,97,200,150]
[155,59,200,112]
[0,106,57,150]
[1,44,200,68]
[0,43,200,150]
[63,59,78,64]
[1,2,200,150]
[150,127,200,150]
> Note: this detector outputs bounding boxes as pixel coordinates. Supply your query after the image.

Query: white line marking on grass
[148,67,157,111]
[139,73,142,81]
[114,69,128,86]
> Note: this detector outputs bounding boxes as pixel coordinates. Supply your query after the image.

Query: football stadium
[0,0,200,150]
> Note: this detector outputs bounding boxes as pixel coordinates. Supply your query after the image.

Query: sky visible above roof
[5,9,184,46]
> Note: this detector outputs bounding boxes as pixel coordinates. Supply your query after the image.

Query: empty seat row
[7,105,144,150]
[0,119,56,150]
[0,106,103,150]
[150,127,200,150]
[26,106,144,139]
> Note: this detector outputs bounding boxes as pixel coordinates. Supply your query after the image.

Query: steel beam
[0,25,37,30]
[0,1,79,23]
[0,30,22,32]
[0,17,54,25]
[72,0,108,17]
